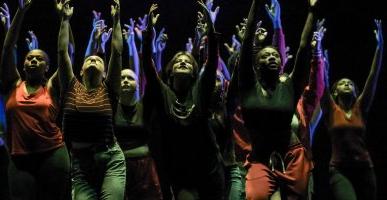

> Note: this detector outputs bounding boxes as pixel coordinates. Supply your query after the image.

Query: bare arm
[0,0,32,93]
[266,0,287,72]
[198,1,218,112]
[358,20,384,113]
[106,0,123,97]
[290,0,318,101]
[142,4,164,103]
[238,0,260,92]
[57,0,74,93]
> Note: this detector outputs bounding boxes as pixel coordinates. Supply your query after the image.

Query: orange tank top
[5,81,63,155]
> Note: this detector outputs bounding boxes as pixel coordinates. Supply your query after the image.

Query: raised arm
[290,0,318,100]
[321,48,334,115]
[123,19,140,100]
[197,0,219,112]
[0,0,32,93]
[84,10,103,58]
[266,0,286,72]
[57,0,74,92]
[124,19,140,78]
[358,20,384,113]
[106,0,123,96]
[155,28,167,73]
[303,21,325,111]
[238,0,260,91]
[142,4,162,95]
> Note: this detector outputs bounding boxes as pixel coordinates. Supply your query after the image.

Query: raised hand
[309,0,318,9]
[101,28,112,46]
[123,18,135,41]
[147,4,158,29]
[198,0,215,31]
[236,18,247,41]
[205,0,220,24]
[284,46,293,66]
[111,0,120,18]
[254,21,267,44]
[265,0,281,28]
[196,11,208,38]
[134,14,148,42]
[156,28,168,52]
[311,19,326,55]
[57,0,73,19]
[186,37,193,53]
[374,19,383,48]
[92,10,102,25]
[0,3,10,31]
[26,30,39,50]
[18,0,33,11]
[224,34,241,55]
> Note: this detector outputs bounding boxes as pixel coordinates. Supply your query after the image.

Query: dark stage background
[0,0,386,199]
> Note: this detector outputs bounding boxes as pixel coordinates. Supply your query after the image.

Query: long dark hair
[164,51,199,86]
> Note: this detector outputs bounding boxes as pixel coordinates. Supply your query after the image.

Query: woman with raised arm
[142,3,225,199]
[57,0,125,199]
[0,0,70,199]
[323,20,383,200]
[114,68,163,200]
[237,0,319,199]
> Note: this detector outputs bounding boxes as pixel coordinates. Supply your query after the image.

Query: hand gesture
[0,3,10,31]
[205,0,220,24]
[92,10,101,25]
[311,19,326,54]
[111,0,120,18]
[254,21,267,44]
[123,18,135,41]
[224,34,241,55]
[284,46,293,66]
[134,14,148,41]
[101,28,112,46]
[18,0,33,11]
[156,28,168,52]
[236,18,247,41]
[136,14,148,31]
[196,11,208,38]
[57,0,73,19]
[198,0,215,31]
[26,30,39,51]
[147,4,159,30]
[265,0,281,25]
[374,19,383,48]
[186,37,193,53]
[309,0,318,9]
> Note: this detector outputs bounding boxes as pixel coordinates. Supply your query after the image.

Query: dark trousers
[329,165,377,200]
[172,164,226,200]
[8,145,70,200]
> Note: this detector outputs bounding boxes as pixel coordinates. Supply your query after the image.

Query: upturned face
[120,69,137,94]
[81,55,105,77]
[23,49,49,75]
[256,47,281,72]
[334,78,357,97]
[172,54,194,76]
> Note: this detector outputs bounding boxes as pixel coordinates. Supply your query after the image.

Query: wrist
[272,20,282,29]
